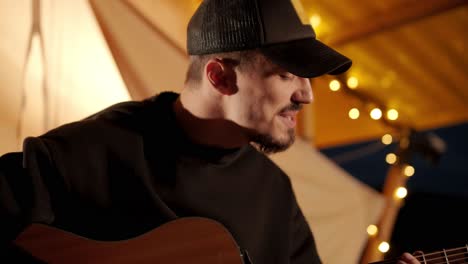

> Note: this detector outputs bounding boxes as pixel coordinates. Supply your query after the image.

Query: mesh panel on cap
[187,0,263,55]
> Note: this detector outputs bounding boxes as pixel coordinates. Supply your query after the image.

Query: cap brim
[260,38,352,78]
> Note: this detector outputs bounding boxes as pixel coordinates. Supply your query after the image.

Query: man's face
[226,55,313,153]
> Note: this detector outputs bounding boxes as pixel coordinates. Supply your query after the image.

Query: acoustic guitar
[13,217,468,263]
[14,217,247,264]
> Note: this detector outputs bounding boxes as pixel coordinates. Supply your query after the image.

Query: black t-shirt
[0,92,321,263]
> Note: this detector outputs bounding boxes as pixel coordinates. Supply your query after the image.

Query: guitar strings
[423,255,467,264]
[373,246,468,264]
[416,246,468,258]
[430,256,467,264]
[374,256,468,264]
[375,254,466,264]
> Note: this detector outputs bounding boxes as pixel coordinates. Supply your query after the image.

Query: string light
[387,109,399,120]
[370,108,382,120]
[367,225,378,236]
[334,72,414,260]
[386,153,397,164]
[329,80,341,91]
[381,134,393,145]
[349,108,360,119]
[347,76,359,89]
[403,165,415,177]
[395,187,408,198]
[378,242,390,253]
[310,14,322,28]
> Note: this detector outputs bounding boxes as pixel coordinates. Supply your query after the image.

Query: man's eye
[279,73,294,80]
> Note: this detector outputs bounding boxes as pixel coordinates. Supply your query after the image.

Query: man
[1,0,421,263]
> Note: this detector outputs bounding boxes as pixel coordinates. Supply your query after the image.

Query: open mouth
[278,112,297,128]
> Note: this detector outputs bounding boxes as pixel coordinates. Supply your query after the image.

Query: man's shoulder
[18,92,179,166]
[82,93,160,126]
[41,92,178,140]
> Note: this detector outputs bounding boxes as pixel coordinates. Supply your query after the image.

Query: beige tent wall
[270,138,385,263]
[89,0,188,100]
[0,0,130,154]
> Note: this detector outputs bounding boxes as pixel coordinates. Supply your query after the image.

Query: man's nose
[292,78,313,104]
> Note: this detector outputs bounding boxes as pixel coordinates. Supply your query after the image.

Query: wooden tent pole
[360,139,412,264]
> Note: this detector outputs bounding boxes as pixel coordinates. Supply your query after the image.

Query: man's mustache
[280,102,302,113]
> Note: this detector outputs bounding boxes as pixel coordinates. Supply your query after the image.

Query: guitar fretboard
[371,245,468,264]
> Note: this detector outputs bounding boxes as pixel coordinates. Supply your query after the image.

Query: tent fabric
[269,138,385,264]
[0,0,130,154]
[1,1,384,263]
[89,0,188,100]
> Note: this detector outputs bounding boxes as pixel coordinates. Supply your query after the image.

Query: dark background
[320,122,468,258]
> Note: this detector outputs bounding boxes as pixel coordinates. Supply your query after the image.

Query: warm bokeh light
[386,153,397,164]
[349,108,360,119]
[381,134,393,145]
[367,225,378,236]
[395,187,408,198]
[387,109,399,120]
[403,165,415,177]
[329,80,341,91]
[347,76,359,89]
[310,14,322,28]
[370,108,382,120]
[378,242,390,253]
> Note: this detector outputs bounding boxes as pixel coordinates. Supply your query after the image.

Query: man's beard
[249,102,301,154]
[250,128,295,154]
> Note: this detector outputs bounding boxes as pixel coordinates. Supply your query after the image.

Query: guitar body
[14,217,245,264]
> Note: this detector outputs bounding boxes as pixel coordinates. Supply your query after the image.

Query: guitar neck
[370,245,468,264]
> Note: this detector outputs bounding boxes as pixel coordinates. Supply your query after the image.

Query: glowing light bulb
[347,76,359,89]
[378,242,390,253]
[329,80,341,91]
[381,134,393,145]
[310,14,322,28]
[403,165,415,177]
[387,109,399,120]
[386,153,397,164]
[367,225,378,236]
[370,108,382,120]
[395,187,408,198]
[349,108,360,119]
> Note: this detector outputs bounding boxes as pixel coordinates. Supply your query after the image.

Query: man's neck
[172,91,249,149]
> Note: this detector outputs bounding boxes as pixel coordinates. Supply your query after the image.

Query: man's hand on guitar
[397,252,421,264]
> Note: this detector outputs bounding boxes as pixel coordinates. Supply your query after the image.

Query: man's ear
[206,59,237,95]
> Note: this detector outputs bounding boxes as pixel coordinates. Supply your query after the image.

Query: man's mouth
[278,111,297,128]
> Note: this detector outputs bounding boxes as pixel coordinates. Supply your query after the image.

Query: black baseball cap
[187,0,352,78]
